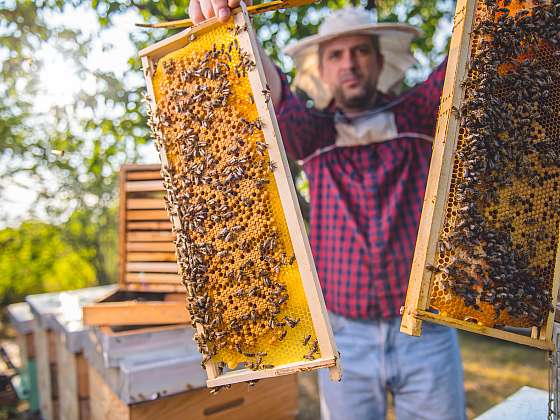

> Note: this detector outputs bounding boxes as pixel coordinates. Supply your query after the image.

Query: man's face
[319,35,383,111]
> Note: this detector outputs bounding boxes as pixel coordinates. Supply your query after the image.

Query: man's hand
[187,0,282,108]
[188,0,254,24]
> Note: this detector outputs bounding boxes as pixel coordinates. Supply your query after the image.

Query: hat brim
[283,24,422,109]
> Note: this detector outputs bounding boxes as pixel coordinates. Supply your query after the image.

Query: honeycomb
[145,19,320,373]
[428,0,560,328]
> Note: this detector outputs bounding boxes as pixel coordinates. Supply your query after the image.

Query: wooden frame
[400,0,559,351]
[139,3,340,386]
[82,165,189,327]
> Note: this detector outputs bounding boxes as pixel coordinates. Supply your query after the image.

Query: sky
[1,5,159,227]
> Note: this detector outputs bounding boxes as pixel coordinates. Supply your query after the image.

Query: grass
[297,330,549,420]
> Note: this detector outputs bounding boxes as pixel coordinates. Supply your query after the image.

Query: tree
[0,221,96,307]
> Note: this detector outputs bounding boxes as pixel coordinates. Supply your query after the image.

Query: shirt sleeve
[275,68,336,161]
[400,57,448,137]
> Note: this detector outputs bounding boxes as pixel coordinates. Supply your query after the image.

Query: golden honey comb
[429,0,559,328]
[148,20,320,370]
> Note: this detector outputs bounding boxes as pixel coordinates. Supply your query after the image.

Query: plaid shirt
[276,60,447,319]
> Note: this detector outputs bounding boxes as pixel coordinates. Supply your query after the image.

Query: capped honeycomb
[428,0,560,328]
[145,19,320,374]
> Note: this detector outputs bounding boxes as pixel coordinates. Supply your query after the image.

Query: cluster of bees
[429,0,560,327]
[146,24,319,380]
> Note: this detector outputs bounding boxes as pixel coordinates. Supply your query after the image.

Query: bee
[278,329,287,341]
[285,316,300,328]
[268,161,277,172]
[262,84,272,104]
[256,141,268,156]
[303,335,311,346]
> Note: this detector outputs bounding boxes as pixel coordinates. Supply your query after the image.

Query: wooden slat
[207,357,337,388]
[126,210,169,221]
[127,221,172,231]
[126,242,175,252]
[127,252,176,262]
[126,170,162,181]
[119,167,127,290]
[121,163,160,172]
[126,198,165,210]
[126,262,178,273]
[125,180,164,192]
[56,333,80,420]
[82,301,189,326]
[88,367,129,420]
[126,231,175,242]
[126,273,181,284]
[415,310,554,351]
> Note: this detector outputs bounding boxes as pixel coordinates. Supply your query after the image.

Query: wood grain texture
[82,301,189,326]
[130,375,298,420]
[88,367,130,420]
[55,333,82,420]
[35,327,57,420]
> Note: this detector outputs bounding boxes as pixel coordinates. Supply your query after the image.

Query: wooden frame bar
[400,0,558,350]
[139,3,340,386]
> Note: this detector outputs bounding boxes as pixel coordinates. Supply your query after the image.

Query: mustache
[338,70,363,83]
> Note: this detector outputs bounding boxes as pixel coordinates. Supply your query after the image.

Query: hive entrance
[428,0,560,329]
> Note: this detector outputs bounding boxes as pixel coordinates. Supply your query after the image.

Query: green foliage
[0,221,97,307]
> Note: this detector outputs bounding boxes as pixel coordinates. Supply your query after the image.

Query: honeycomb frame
[401,0,560,351]
[139,5,340,387]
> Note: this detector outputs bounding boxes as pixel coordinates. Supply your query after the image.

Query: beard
[332,78,378,111]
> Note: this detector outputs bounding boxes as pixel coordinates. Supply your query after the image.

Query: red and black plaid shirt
[276,59,447,319]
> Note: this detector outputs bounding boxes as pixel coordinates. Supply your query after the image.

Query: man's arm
[407,58,448,136]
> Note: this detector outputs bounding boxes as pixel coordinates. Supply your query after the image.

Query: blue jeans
[319,313,466,420]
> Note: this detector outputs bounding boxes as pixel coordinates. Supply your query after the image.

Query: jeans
[319,313,466,420]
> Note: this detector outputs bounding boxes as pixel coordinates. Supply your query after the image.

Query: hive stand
[139,3,340,387]
[400,0,560,350]
[82,164,190,327]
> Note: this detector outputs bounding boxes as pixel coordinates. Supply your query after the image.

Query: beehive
[401,0,560,350]
[139,5,340,387]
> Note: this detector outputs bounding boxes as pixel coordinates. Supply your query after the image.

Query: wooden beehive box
[401,0,560,350]
[82,325,299,420]
[139,4,340,387]
[82,164,189,327]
